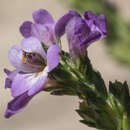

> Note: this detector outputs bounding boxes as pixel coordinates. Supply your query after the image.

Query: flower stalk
[45,51,130,130]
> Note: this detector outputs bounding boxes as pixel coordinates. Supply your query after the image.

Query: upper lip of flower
[20,9,80,46]
[19,9,56,45]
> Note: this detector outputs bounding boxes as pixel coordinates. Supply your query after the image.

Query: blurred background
[0,0,130,130]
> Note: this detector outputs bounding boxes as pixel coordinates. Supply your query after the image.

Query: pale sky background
[0,0,130,130]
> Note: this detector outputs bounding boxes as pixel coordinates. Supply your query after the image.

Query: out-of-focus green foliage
[66,0,130,66]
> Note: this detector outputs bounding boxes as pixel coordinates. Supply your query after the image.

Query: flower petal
[11,72,33,97]
[84,11,96,21]
[8,46,40,72]
[66,17,90,45]
[80,31,101,48]
[5,70,19,88]
[55,10,81,38]
[5,78,12,88]
[31,24,55,45]
[28,67,48,96]
[47,45,60,72]
[8,46,23,68]
[4,68,11,76]
[65,17,90,58]
[84,11,107,38]
[19,21,33,38]
[94,14,107,37]
[21,37,46,58]
[11,68,48,97]
[33,9,54,24]
[5,92,32,118]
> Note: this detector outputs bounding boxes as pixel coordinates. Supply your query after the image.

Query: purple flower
[4,37,60,118]
[20,9,78,46]
[59,10,107,59]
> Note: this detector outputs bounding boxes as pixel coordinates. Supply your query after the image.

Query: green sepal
[80,120,97,128]
[122,112,130,130]
[109,81,129,113]
[83,55,108,99]
[76,101,117,130]
[41,43,49,53]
